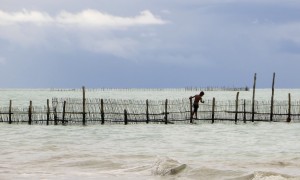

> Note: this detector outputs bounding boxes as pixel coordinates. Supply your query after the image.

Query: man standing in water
[189,91,205,119]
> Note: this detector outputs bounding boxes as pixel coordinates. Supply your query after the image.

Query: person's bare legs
[192,111,197,119]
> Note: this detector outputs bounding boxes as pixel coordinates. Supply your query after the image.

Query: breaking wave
[151,157,187,176]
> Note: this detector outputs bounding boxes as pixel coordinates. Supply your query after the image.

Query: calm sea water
[1,88,300,106]
[1,89,300,180]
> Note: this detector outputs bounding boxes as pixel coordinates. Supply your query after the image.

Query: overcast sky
[0,0,300,88]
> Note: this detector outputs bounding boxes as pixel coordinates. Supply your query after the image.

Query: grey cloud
[1,0,300,88]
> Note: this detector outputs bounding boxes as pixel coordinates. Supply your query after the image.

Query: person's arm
[200,98,204,103]
[189,95,195,99]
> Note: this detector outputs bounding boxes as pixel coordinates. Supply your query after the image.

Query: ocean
[0,88,300,180]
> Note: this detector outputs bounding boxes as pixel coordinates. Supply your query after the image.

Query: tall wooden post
[62,101,66,125]
[124,109,128,125]
[235,92,239,124]
[82,86,86,126]
[46,99,50,125]
[9,100,12,124]
[146,99,149,124]
[212,97,215,124]
[243,99,246,123]
[251,73,257,122]
[270,72,275,121]
[287,93,291,122]
[100,99,104,125]
[165,99,168,124]
[189,97,193,123]
[28,101,32,125]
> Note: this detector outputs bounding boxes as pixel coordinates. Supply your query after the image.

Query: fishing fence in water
[0,97,299,125]
[50,86,249,92]
[1,73,297,125]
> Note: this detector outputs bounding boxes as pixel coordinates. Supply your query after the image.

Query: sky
[0,0,300,88]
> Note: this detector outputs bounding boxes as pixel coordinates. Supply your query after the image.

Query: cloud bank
[0,9,166,28]
[0,9,167,58]
[1,0,300,88]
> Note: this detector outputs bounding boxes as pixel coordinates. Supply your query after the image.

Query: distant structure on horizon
[184,86,249,92]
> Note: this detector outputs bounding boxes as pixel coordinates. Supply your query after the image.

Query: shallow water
[1,88,300,107]
[1,123,300,179]
[1,89,300,179]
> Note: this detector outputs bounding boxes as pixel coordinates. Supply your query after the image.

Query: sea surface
[0,89,300,180]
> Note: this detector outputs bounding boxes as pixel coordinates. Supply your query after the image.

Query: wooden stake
[287,93,291,122]
[62,101,66,125]
[28,101,32,125]
[9,100,12,124]
[190,97,193,123]
[124,109,128,125]
[146,99,149,124]
[212,97,215,124]
[243,100,246,123]
[100,99,104,125]
[235,92,239,124]
[165,99,168,124]
[46,99,50,125]
[252,73,256,122]
[270,72,275,121]
[82,86,86,126]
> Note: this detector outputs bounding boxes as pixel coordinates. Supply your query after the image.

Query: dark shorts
[193,104,199,112]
